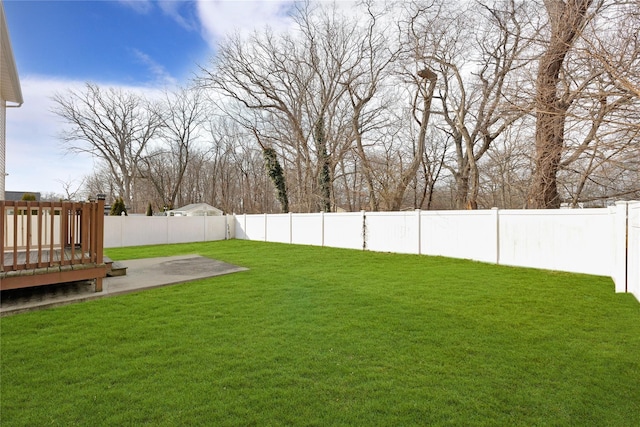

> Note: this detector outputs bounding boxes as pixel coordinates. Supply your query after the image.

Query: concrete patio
[0,254,247,316]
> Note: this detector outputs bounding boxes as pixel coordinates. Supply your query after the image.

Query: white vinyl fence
[101,203,639,302]
[104,215,233,248]
[628,203,640,300]
[3,211,62,248]
[234,202,640,302]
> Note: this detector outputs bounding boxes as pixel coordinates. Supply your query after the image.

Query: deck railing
[1,198,105,291]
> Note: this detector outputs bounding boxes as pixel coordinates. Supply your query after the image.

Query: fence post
[362,210,367,251]
[492,207,500,265]
[165,214,169,246]
[628,201,640,301]
[94,196,105,292]
[416,209,422,255]
[289,211,293,244]
[613,202,629,293]
[243,213,247,240]
[321,211,325,247]
[264,213,268,242]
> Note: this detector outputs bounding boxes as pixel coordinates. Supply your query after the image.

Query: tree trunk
[389,69,437,211]
[314,116,332,212]
[528,0,594,208]
[263,148,289,213]
[454,172,470,210]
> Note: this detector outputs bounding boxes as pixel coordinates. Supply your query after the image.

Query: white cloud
[196,0,296,47]
[4,75,164,196]
[4,1,346,197]
[118,0,198,31]
[4,76,93,195]
[117,0,154,14]
[156,1,199,31]
[131,48,179,87]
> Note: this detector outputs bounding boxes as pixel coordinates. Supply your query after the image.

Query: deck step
[104,257,128,277]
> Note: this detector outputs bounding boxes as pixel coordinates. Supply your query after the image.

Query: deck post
[95,195,105,292]
[0,202,5,273]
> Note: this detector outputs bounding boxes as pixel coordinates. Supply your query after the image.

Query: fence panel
[205,216,230,241]
[324,212,364,250]
[291,213,323,246]
[167,217,206,244]
[104,215,231,248]
[104,216,167,248]
[128,216,169,247]
[628,203,640,300]
[366,211,420,254]
[420,210,498,263]
[498,209,614,276]
[104,216,124,248]
[243,214,267,241]
[266,214,291,244]
[234,215,247,240]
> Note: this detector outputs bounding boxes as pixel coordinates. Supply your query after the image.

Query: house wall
[1,1,24,201]
[1,101,5,200]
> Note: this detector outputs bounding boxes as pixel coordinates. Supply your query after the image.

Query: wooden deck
[1,199,106,292]
[4,247,92,266]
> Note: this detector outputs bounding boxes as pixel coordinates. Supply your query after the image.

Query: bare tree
[200,29,309,210]
[340,1,403,211]
[52,83,163,208]
[57,177,86,201]
[583,1,640,99]
[408,0,535,209]
[83,163,120,205]
[527,0,600,208]
[139,85,207,210]
[386,67,437,210]
[201,2,404,212]
[417,131,449,210]
[480,123,533,208]
[520,0,640,207]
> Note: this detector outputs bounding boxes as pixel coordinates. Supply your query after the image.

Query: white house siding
[0,101,5,200]
[1,2,24,200]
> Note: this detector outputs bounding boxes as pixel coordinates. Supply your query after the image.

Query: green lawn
[2,240,639,426]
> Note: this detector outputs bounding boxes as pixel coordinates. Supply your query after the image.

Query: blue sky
[5,0,209,85]
[3,0,295,196]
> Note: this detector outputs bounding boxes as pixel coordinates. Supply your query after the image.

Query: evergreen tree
[110,197,128,216]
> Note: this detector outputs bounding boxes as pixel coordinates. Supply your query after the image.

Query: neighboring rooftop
[167,203,223,216]
[4,191,40,201]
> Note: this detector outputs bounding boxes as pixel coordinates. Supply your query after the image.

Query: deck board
[3,248,92,268]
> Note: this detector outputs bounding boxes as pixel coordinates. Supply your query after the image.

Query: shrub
[110,197,127,216]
